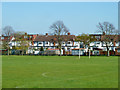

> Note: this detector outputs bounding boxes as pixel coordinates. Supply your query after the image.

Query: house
[0,49,8,55]
[0,35,14,44]
[11,33,38,54]
[115,47,120,56]
[11,33,37,47]
[89,34,120,56]
[33,32,80,55]
[1,31,120,56]
[0,35,15,55]
[0,35,14,49]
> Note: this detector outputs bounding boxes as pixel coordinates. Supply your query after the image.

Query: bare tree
[97,22,117,56]
[3,26,14,36]
[2,26,14,55]
[50,21,69,55]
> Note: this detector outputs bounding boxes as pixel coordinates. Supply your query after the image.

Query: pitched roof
[0,36,13,41]
[12,34,37,41]
[114,35,120,42]
[89,34,120,42]
[34,35,76,42]
[101,35,120,42]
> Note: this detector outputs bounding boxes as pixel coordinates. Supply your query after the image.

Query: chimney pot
[25,33,27,35]
[68,32,70,35]
[46,33,48,35]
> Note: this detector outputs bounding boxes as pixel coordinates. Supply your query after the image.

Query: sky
[2,2,118,35]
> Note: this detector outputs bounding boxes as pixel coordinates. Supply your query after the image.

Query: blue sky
[2,2,118,35]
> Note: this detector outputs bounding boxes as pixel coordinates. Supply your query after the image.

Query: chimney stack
[25,33,27,35]
[68,32,70,35]
[46,33,48,36]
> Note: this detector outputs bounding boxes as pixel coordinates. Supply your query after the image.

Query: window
[117,50,120,53]
[30,36,32,38]
[119,42,120,46]
[45,42,48,44]
[91,36,93,38]
[67,41,71,44]
[1,37,4,40]
[102,42,105,44]
[24,36,27,38]
[94,50,99,55]
[103,48,107,51]
[80,44,83,48]
[39,42,42,44]
[95,36,100,39]
[62,42,65,44]
[112,47,114,51]
[96,42,100,44]
[34,42,37,44]
[67,48,70,51]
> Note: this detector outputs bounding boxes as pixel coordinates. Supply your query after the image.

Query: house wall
[33,41,78,49]
[72,49,85,55]
[115,49,120,56]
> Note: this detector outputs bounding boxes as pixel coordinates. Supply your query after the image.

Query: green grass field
[2,56,118,88]
[0,56,2,90]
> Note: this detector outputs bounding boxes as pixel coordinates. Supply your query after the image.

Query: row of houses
[0,32,120,56]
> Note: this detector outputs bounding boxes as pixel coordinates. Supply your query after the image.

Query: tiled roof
[0,36,13,41]
[101,35,120,42]
[34,35,76,42]
[12,34,37,41]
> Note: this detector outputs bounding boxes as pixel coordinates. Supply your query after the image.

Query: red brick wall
[115,50,120,56]
[99,50,115,56]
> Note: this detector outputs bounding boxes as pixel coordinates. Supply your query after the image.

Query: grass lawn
[0,57,2,90]
[2,56,118,88]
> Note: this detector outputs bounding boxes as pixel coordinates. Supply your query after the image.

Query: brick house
[89,34,120,56]
[33,33,81,55]
[11,33,38,54]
